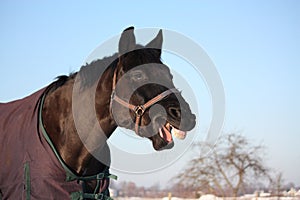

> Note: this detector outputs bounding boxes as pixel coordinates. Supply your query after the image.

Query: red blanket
[0,88,110,200]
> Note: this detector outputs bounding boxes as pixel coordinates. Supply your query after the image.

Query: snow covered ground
[114,196,300,200]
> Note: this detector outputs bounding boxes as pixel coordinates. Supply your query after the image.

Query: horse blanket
[0,88,110,200]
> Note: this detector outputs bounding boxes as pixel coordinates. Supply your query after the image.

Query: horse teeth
[166,122,170,128]
[171,127,187,140]
[159,128,163,138]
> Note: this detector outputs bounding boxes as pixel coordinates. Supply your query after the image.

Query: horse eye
[131,71,145,81]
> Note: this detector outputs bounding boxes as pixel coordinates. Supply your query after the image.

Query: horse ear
[119,26,136,55]
[146,29,163,56]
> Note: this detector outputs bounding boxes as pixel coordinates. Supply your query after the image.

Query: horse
[0,27,196,200]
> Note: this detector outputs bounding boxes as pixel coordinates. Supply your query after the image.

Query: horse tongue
[159,125,172,143]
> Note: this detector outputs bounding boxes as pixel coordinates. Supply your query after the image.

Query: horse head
[110,27,196,150]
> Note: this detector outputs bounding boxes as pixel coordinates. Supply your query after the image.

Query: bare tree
[174,133,271,197]
[270,172,285,198]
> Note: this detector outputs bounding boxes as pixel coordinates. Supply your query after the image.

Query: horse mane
[34,53,119,115]
[77,53,119,88]
[41,53,119,96]
[41,46,161,96]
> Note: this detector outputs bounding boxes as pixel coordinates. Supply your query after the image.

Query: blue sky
[1,1,299,187]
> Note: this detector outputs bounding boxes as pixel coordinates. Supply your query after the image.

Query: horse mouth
[151,121,188,151]
[157,122,187,145]
[149,109,195,151]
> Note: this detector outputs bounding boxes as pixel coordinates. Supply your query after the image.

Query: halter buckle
[134,105,145,116]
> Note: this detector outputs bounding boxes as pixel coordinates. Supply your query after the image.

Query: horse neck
[42,67,117,175]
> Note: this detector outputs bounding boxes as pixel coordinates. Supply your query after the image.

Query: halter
[110,65,179,136]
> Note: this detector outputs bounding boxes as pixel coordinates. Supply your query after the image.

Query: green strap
[107,174,118,180]
[70,192,82,200]
[76,172,118,182]
[24,162,31,200]
[70,191,113,200]
[38,93,117,182]
[39,94,78,182]
[39,92,117,200]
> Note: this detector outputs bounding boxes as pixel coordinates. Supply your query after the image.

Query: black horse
[0,27,195,199]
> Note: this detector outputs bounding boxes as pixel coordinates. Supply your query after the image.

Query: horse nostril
[168,107,181,119]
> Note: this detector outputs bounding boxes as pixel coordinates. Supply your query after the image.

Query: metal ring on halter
[134,106,145,116]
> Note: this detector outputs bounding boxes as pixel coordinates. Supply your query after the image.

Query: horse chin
[156,141,174,151]
[151,134,174,151]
